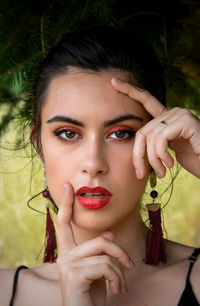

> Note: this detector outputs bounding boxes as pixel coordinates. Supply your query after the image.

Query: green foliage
[0,0,200,136]
[0,0,200,268]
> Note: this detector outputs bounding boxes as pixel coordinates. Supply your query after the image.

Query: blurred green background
[0,117,200,269]
[0,0,200,269]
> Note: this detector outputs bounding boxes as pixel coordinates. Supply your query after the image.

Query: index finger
[111,77,167,118]
[56,183,77,254]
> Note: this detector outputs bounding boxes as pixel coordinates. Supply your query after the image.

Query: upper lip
[76,186,112,196]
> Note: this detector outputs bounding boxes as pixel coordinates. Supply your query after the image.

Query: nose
[80,138,109,177]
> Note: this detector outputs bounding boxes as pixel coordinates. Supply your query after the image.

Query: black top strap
[178,248,200,306]
[9,265,28,306]
[186,248,200,282]
[9,251,200,306]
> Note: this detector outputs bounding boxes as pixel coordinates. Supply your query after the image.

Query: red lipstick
[76,186,112,209]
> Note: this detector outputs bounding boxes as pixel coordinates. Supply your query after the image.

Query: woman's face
[40,69,150,231]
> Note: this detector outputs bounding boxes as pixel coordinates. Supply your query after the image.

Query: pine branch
[116,11,161,24]
[81,0,89,19]
[175,18,200,28]
[0,0,200,135]
[0,52,42,80]
[40,14,46,58]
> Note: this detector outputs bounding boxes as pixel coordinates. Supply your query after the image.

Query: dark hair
[31,26,166,151]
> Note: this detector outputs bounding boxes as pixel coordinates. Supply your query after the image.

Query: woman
[1,27,200,306]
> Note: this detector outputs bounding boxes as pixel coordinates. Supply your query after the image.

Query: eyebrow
[46,114,143,127]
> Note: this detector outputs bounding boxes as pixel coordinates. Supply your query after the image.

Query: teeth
[84,193,102,196]
[81,193,107,198]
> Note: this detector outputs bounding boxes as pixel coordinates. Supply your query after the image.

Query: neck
[71,208,148,265]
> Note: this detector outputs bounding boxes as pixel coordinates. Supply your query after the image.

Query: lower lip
[76,195,112,209]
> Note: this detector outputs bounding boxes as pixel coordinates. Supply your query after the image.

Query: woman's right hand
[56,183,134,306]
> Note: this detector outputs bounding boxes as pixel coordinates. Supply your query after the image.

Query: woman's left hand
[111,78,200,179]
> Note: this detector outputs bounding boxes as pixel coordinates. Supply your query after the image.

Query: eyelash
[53,128,136,142]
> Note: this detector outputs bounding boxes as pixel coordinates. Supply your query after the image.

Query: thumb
[101,230,115,241]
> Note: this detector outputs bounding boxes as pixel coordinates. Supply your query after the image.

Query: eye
[108,129,136,140]
[53,129,80,141]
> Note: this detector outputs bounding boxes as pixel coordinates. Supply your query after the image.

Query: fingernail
[135,169,141,179]
[129,258,135,268]
[63,184,67,192]
[155,171,161,178]
[114,77,123,83]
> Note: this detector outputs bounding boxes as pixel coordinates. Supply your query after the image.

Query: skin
[1,69,200,306]
[112,78,200,179]
[41,70,150,252]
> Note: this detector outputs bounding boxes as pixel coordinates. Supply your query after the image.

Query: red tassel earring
[42,189,57,263]
[144,169,166,265]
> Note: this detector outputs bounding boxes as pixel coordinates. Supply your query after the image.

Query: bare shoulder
[166,240,200,301]
[30,262,59,281]
[0,264,58,306]
[0,268,16,305]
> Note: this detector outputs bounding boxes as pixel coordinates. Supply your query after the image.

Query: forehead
[42,69,150,122]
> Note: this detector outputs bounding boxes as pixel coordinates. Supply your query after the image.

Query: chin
[72,213,115,232]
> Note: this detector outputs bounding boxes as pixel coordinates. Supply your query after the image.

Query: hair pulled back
[31,26,166,150]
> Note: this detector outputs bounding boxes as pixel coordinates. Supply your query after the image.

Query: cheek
[111,150,147,189]
[41,139,75,205]
[110,148,148,200]
[41,133,148,207]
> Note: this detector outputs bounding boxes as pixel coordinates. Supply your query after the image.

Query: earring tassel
[43,206,57,263]
[144,204,166,265]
